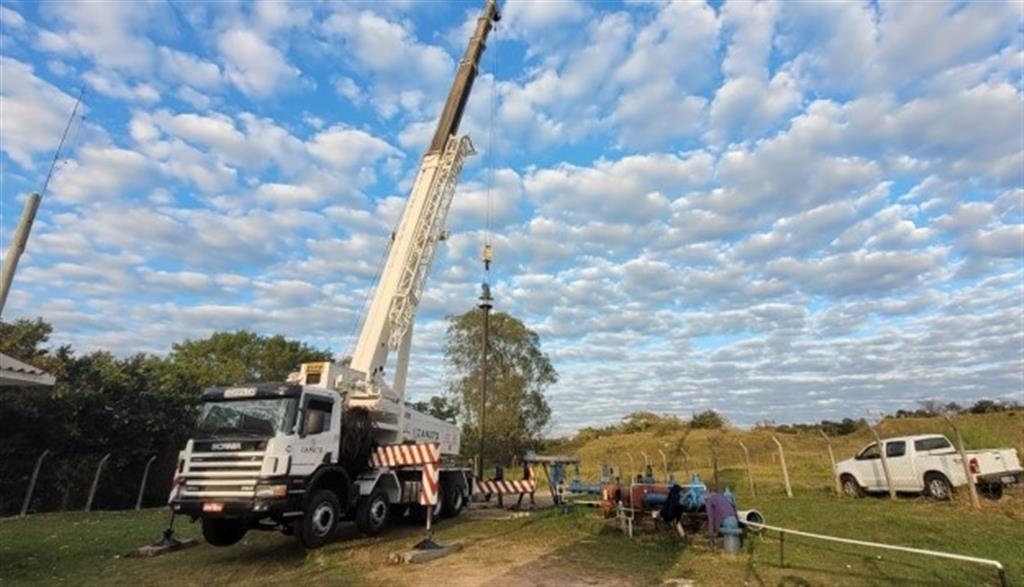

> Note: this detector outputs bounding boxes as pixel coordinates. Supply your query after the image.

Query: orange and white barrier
[474,462,537,495]
[371,442,441,506]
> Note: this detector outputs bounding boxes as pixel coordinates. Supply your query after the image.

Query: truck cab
[169,383,357,547]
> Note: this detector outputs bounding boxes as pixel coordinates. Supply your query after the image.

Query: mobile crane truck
[168,0,501,548]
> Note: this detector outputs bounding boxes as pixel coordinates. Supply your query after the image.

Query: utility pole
[476,280,493,480]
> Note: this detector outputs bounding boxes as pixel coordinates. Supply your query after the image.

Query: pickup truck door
[291,393,339,475]
[883,440,919,491]
[853,443,886,490]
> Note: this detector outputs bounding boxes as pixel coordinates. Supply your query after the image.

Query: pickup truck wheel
[841,475,864,498]
[356,488,390,536]
[299,490,341,548]
[202,518,247,547]
[924,473,953,501]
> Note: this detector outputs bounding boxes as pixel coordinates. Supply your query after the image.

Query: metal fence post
[85,453,111,512]
[135,455,157,511]
[20,449,51,517]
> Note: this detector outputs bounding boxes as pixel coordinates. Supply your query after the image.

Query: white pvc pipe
[747,521,1005,572]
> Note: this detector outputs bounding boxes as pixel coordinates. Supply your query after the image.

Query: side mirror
[297,407,307,439]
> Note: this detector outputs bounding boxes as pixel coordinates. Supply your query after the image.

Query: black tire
[356,487,390,536]
[442,479,465,518]
[299,489,341,548]
[841,475,865,498]
[202,518,247,547]
[924,473,953,501]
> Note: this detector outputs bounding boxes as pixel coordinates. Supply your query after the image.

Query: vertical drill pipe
[20,449,50,517]
[135,455,158,511]
[476,293,492,479]
[85,453,111,512]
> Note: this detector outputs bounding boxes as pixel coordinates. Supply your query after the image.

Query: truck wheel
[299,490,341,548]
[202,518,247,547]
[442,480,464,518]
[410,484,444,523]
[356,488,390,536]
[924,473,952,501]
[841,475,864,498]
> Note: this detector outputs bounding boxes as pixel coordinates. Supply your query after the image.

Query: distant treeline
[567,399,1022,443]
[0,319,330,516]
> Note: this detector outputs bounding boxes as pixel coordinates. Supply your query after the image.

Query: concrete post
[865,421,896,500]
[85,453,111,512]
[942,413,980,509]
[819,429,841,496]
[0,193,41,317]
[20,449,50,516]
[135,455,157,511]
[739,441,756,498]
[771,435,793,498]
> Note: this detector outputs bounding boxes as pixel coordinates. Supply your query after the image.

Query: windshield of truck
[195,398,298,438]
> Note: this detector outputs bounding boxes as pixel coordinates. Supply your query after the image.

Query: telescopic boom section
[428,0,501,155]
[348,0,500,397]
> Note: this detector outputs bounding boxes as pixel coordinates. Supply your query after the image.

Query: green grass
[2,489,1021,586]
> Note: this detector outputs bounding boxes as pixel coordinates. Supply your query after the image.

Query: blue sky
[1,0,1022,434]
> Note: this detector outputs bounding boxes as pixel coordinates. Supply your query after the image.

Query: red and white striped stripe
[474,479,536,495]
[370,443,441,506]
[420,461,439,506]
[370,443,440,468]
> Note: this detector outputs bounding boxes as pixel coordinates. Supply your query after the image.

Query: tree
[411,395,460,424]
[168,331,333,389]
[445,309,556,466]
[690,409,727,429]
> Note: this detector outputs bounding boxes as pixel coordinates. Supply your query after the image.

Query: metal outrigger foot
[129,511,197,558]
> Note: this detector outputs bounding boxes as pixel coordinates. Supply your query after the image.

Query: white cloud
[49,146,160,203]
[0,57,80,168]
[37,2,157,73]
[218,27,301,98]
[158,47,223,91]
[83,69,160,103]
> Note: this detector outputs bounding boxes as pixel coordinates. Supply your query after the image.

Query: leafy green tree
[168,331,333,388]
[411,395,460,424]
[445,309,556,466]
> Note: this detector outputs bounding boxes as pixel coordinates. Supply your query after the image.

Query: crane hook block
[481,243,493,271]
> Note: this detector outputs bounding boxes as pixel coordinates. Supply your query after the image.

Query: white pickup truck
[836,434,1022,500]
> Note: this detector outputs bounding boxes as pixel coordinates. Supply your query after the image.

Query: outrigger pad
[389,540,463,564]
[128,535,198,558]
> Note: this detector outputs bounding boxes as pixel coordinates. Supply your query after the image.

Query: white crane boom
[296,0,500,448]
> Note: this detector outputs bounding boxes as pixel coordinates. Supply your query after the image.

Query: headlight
[255,484,287,498]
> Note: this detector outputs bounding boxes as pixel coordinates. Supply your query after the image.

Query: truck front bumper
[170,496,298,519]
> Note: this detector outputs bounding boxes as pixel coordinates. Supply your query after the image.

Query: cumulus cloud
[5,1,1022,433]
[218,27,301,98]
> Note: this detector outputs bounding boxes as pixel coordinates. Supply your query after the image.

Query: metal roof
[0,352,55,387]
